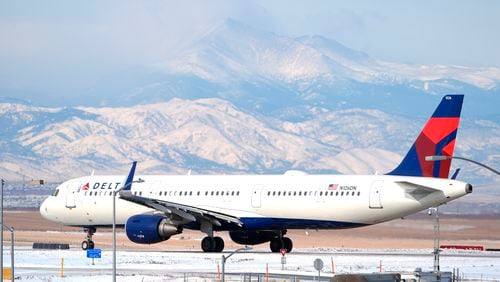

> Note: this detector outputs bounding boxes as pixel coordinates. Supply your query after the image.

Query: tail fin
[388,95,464,178]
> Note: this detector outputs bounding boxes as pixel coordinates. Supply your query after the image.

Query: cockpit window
[52,189,59,197]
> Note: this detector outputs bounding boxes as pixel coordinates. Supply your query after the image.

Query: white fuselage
[40,173,471,230]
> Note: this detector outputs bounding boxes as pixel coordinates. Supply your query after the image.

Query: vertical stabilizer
[388,95,464,178]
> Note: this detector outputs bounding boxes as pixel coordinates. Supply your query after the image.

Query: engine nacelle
[229,230,277,245]
[125,214,182,244]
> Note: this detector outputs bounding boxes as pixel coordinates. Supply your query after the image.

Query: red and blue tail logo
[388,95,464,178]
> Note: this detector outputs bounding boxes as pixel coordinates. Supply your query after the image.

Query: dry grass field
[4,210,500,251]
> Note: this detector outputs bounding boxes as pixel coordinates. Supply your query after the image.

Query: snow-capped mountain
[79,19,500,122]
[1,98,498,186]
[159,19,500,89]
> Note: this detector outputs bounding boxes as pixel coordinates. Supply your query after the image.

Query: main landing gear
[269,231,293,253]
[201,236,225,252]
[81,227,96,250]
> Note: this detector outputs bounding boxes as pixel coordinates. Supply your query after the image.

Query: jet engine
[125,214,182,244]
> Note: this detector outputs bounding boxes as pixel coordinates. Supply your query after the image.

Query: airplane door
[251,185,263,208]
[369,180,383,209]
[65,182,80,209]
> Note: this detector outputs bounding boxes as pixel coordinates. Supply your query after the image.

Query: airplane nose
[39,198,49,220]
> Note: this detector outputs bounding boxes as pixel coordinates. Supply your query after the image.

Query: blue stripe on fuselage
[182,217,367,231]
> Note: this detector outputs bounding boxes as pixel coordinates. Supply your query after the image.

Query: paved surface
[3,210,500,251]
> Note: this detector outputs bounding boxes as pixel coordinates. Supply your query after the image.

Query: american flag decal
[328,184,338,190]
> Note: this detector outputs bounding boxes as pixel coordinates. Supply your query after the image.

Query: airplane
[40,94,472,253]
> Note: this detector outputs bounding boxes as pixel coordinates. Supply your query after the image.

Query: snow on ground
[4,247,500,281]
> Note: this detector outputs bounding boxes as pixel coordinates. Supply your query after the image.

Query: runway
[7,247,500,281]
[3,211,500,280]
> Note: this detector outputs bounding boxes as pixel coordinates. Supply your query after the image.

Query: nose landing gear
[81,227,96,250]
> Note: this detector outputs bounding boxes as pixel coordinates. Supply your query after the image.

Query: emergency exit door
[369,181,383,209]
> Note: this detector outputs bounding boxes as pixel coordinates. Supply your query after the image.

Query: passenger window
[320,192,323,196]
[237,191,240,196]
[341,192,344,196]
[352,191,355,196]
[357,191,360,196]
[278,191,281,196]
[231,191,235,196]
[197,191,200,196]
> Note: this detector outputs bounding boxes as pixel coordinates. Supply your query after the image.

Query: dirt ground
[3,210,500,251]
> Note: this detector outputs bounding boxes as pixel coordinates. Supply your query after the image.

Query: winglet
[121,161,137,191]
[450,168,461,180]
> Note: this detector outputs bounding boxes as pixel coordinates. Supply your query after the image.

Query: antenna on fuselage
[90,170,95,176]
[187,169,192,175]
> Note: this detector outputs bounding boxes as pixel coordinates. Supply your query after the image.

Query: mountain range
[1,19,499,192]
[75,19,500,123]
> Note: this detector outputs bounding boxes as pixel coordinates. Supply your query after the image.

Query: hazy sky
[1,0,499,98]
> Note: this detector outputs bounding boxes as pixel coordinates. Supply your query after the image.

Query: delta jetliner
[40,95,472,253]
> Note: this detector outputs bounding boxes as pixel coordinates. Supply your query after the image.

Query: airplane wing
[118,161,242,227]
[119,190,243,227]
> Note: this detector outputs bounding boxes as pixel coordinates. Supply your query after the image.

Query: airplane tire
[283,237,293,253]
[201,237,215,252]
[269,238,281,253]
[82,240,95,250]
[214,236,224,252]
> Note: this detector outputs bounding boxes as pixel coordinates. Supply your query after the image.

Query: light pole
[2,225,13,282]
[425,155,499,175]
[113,162,140,282]
[112,185,118,282]
[428,207,440,273]
[1,179,4,279]
[221,246,252,282]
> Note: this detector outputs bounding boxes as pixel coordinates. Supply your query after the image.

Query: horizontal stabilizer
[395,180,441,196]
